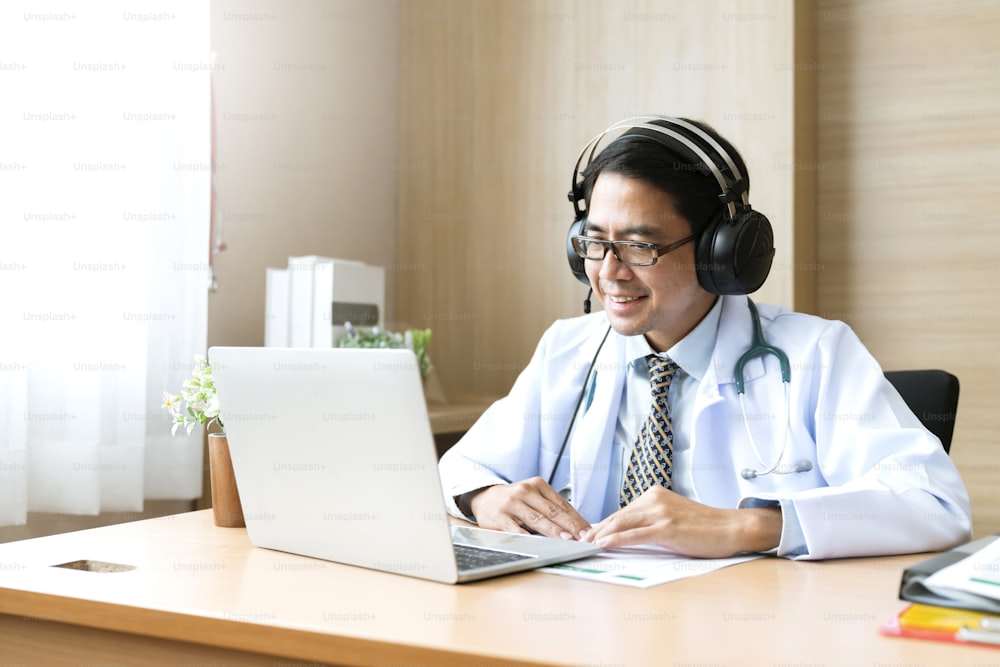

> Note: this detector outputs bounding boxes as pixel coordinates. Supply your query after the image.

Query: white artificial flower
[163,354,225,436]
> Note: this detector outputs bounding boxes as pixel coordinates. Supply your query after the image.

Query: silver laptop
[208,346,600,584]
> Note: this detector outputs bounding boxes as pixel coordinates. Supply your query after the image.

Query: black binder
[899,534,1000,614]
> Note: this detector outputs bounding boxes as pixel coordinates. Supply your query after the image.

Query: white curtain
[0,2,211,526]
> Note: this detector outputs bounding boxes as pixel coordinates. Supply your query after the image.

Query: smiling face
[584,172,718,352]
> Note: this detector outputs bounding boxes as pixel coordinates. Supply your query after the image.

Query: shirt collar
[623,296,723,382]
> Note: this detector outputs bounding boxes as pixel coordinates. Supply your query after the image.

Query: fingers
[583,486,687,549]
[582,487,663,543]
[472,477,592,539]
[581,488,769,558]
[592,527,654,550]
[519,478,590,538]
[583,509,655,549]
[506,479,589,539]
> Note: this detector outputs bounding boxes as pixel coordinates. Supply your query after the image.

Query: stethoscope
[736,299,812,480]
[546,298,812,487]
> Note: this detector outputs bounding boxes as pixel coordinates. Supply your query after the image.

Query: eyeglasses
[570,234,697,267]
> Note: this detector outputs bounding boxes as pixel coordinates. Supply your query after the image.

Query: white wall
[208,0,400,348]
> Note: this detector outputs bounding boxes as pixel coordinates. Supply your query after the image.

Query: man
[438,116,971,559]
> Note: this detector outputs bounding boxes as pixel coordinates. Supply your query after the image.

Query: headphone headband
[569,115,748,222]
[566,115,774,296]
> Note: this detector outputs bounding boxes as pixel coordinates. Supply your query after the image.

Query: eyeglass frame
[570,234,698,267]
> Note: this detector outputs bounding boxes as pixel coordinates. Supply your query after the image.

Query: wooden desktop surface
[0,510,992,666]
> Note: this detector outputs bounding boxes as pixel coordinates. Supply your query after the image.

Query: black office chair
[884,369,960,455]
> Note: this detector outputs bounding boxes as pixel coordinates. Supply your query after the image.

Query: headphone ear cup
[566,217,591,286]
[695,207,728,293]
[696,209,774,295]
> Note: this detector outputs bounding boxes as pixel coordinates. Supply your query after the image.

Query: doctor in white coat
[438,116,971,560]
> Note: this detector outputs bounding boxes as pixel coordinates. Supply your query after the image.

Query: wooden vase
[207,432,245,528]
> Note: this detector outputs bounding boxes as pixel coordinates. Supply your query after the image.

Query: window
[0,2,212,526]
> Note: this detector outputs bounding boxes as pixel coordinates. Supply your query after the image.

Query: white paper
[923,537,1000,603]
[540,545,761,588]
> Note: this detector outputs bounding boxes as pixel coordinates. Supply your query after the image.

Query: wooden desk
[0,511,992,666]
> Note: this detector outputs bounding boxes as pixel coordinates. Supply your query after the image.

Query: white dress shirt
[600,297,722,516]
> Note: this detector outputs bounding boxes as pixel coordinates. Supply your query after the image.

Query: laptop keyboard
[453,543,533,571]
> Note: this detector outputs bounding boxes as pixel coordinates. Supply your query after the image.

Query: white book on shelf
[264,267,289,347]
[287,255,319,347]
[311,257,338,348]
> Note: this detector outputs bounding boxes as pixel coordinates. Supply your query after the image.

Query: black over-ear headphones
[566,115,774,296]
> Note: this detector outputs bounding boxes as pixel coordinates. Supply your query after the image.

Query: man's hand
[581,486,782,558]
[467,477,592,540]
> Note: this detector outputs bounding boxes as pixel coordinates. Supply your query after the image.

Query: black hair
[579,118,748,236]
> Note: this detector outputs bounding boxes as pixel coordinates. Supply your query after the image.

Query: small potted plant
[163,354,244,527]
[338,324,432,376]
[338,324,444,402]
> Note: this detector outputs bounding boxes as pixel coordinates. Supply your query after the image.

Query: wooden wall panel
[398,0,815,398]
[817,0,1000,536]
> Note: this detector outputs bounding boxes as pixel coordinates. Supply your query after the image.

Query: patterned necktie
[620,354,679,508]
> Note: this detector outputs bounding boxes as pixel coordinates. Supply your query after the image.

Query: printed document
[541,545,761,588]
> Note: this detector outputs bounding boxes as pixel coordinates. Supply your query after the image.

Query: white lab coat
[439,295,972,559]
